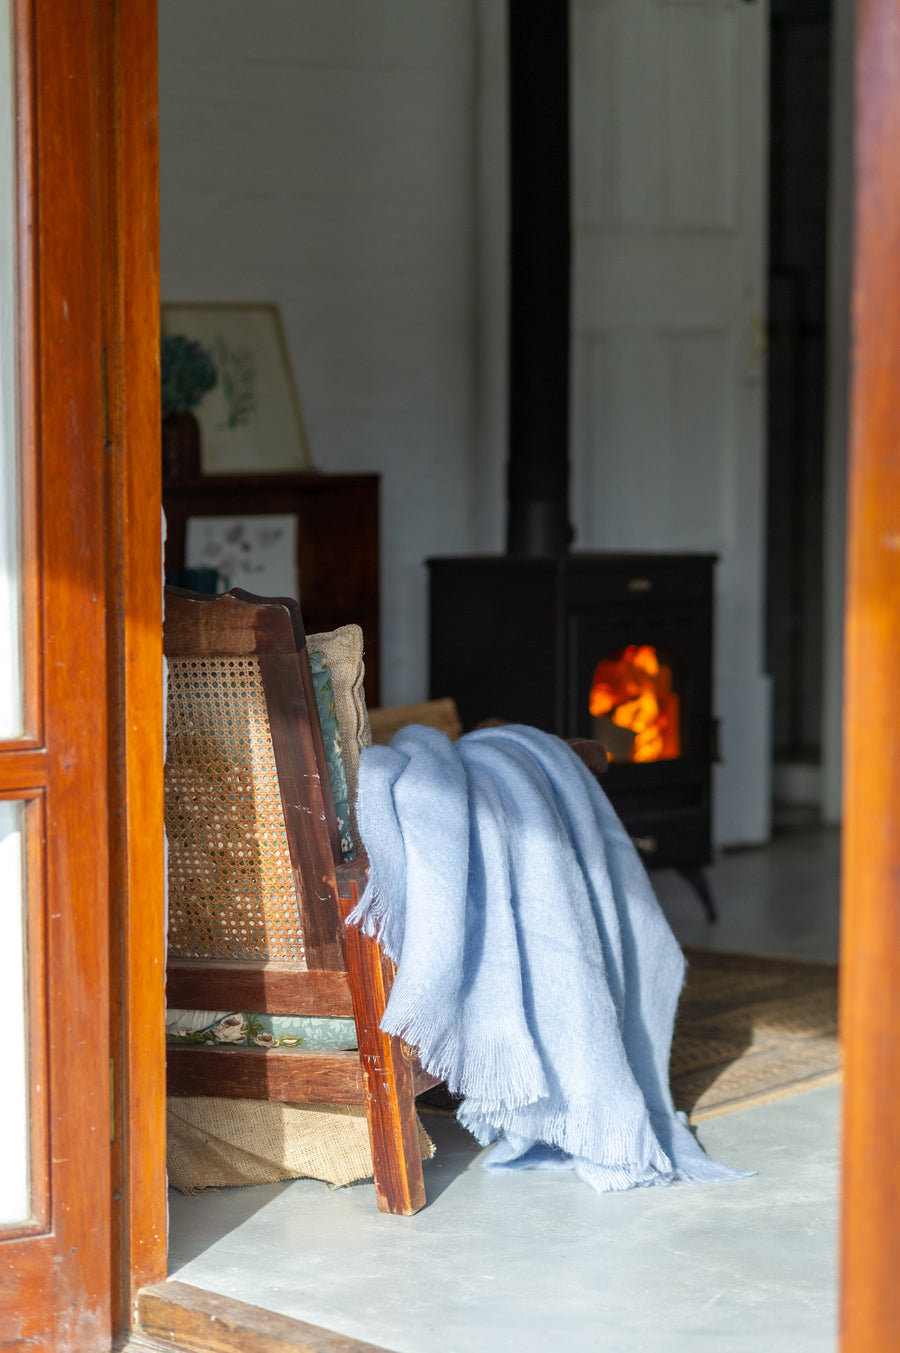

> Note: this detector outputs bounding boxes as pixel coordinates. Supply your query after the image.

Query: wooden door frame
[839,1,900,1348]
[99,0,169,1327]
[108,0,900,1344]
[0,0,165,1344]
[12,0,892,1344]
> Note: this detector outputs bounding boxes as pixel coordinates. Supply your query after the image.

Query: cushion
[308,651,354,859]
[306,624,371,855]
[166,1008,358,1051]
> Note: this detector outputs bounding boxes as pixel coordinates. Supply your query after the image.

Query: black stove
[427,552,718,918]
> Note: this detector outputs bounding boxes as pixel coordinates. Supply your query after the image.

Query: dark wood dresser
[163,473,380,705]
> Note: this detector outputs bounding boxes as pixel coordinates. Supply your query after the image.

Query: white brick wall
[159,0,478,704]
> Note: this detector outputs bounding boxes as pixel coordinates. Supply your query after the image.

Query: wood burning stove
[428,552,719,918]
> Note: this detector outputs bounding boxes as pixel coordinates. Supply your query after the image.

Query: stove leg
[677,866,718,922]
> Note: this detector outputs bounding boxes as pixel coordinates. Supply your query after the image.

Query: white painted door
[571,0,771,846]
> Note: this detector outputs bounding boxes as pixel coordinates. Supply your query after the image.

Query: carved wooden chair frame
[163,587,438,1215]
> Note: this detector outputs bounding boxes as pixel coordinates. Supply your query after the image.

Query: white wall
[158,0,477,705]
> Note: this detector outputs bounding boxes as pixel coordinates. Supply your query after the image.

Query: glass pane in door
[0,0,28,1230]
[0,800,29,1224]
[0,0,22,739]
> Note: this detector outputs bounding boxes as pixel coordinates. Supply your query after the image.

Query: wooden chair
[163,586,439,1215]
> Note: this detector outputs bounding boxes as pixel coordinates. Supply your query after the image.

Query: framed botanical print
[161,302,314,473]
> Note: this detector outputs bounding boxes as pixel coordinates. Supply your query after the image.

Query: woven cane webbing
[165,655,307,964]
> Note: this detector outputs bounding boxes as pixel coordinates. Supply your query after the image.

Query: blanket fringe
[346,883,408,969]
[380,985,549,1110]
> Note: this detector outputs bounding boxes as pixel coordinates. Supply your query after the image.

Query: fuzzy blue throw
[348,723,747,1193]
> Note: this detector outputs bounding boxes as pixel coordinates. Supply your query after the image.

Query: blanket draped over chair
[349,723,748,1193]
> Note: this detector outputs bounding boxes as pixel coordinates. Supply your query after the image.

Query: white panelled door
[571,0,771,846]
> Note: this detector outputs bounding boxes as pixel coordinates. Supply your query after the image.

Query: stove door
[568,610,714,870]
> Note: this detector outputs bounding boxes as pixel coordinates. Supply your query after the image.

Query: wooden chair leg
[339,887,427,1215]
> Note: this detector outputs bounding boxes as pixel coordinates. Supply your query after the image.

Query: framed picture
[184,513,299,599]
[161,302,314,474]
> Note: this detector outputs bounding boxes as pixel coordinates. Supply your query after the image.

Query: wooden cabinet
[163,473,380,705]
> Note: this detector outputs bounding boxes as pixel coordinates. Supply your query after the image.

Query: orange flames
[588,645,680,763]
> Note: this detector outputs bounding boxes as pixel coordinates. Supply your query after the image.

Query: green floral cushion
[308,650,354,860]
[306,625,370,856]
[166,1009,358,1051]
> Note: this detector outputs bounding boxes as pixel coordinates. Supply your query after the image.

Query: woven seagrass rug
[418,947,840,1125]
[671,947,840,1122]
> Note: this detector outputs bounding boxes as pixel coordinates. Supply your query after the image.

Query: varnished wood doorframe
[132,1281,396,1353]
[839,1,900,1347]
[101,0,168,1330]
[106,0,900,1347]
[0,1,165,1344]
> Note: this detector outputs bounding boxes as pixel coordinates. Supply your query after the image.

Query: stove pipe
[506,1,573,557]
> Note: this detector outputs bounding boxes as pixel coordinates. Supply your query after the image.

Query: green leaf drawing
[214,337,257,430]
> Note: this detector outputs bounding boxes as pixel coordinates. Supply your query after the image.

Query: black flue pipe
[506,0,573,557]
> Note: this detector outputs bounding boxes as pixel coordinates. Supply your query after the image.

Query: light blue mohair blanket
[348,723,749,1193]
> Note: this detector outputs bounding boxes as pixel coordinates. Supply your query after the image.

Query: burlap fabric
[167,1099,435,1193]
[368,697,463,747]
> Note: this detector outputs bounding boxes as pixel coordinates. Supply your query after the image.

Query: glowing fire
[588,645,680,763]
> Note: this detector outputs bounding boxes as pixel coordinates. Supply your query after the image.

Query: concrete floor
[654,824,840,965]
[167,825,842,1353]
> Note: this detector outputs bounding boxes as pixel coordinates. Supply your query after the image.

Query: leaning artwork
[161,302,314,474]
